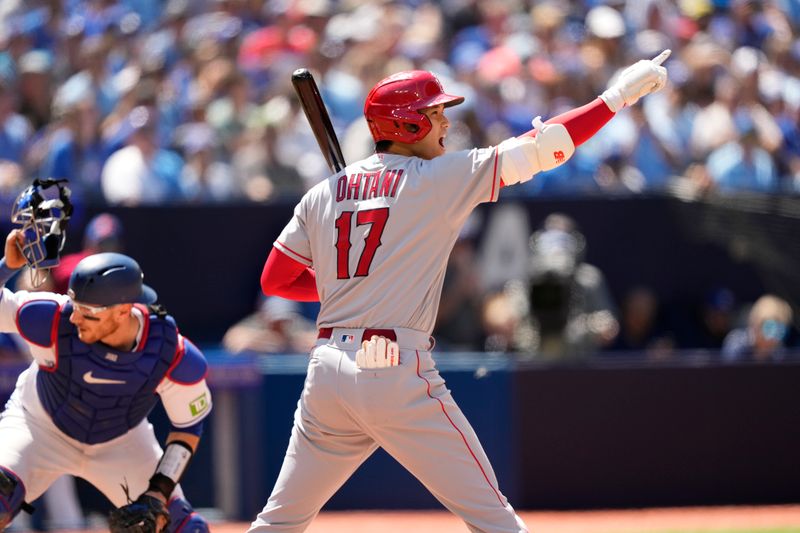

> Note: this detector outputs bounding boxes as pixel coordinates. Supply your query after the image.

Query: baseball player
[251,51,670,532]
[0,184,211,532]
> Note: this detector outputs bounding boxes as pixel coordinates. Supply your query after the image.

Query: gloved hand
[600,49,670,113]
[109,494,170,533]
[356,335,400,369]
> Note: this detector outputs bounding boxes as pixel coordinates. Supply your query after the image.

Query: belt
[317,327,397,343]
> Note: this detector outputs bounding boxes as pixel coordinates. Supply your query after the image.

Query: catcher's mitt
[109,495,171,533]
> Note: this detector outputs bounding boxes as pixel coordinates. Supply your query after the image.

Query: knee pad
[0,467,26,529]
[167,498,209,533]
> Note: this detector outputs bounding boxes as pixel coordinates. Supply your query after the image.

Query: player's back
[277,148,501,335]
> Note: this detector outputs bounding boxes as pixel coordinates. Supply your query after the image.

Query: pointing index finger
[652,49,671,66]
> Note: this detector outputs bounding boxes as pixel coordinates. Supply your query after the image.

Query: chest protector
[37,303,178,444]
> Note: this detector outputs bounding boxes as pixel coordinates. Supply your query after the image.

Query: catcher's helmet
[68,253,157,306]
[364,70,464,144]
[11,178,73,287]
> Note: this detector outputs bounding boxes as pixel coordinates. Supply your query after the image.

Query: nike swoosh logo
[83,371,126,385]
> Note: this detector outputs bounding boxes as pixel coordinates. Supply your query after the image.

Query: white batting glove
[355,335,400,369]
[600,49,670,113]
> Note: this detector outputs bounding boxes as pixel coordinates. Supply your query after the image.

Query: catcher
[0,180,210,532]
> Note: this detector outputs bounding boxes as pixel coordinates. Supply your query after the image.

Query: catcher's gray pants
[249,328,527,533]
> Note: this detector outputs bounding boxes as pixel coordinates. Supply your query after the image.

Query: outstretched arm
[261,247,319,302]
[521,98,615,147]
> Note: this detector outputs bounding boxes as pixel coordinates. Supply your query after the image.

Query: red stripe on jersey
[490,146,499,201]
[275,240,312,264]
[414,351,506,506]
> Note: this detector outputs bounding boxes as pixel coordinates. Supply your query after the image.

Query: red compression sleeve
[520,97,614,146]
[260,247,319,302]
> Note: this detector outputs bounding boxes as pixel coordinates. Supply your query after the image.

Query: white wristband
[156,442,193,483]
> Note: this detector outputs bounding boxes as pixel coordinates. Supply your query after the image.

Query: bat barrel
[291,68,347,174]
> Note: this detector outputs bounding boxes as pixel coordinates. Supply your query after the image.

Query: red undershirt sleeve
[260,247,319,302]
[520,97,615,146]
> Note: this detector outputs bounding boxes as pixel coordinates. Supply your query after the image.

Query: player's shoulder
[295,175,335,211]
[167,336,208,385]
[16,294,67,347]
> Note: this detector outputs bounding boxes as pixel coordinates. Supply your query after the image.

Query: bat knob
[292,68,312,81]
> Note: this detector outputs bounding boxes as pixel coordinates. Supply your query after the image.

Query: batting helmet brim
[418,93,465,110]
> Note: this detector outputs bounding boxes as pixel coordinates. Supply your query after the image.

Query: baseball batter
[251,52,670,532]
[0,193,211,533]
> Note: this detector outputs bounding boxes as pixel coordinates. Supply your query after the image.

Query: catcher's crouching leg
[0,467,26,530]
[167,498,209,533]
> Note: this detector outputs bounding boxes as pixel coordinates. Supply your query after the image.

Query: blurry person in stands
[0,161,25,225]
[51,212,124,293]
[706,108,778,193]
[495,214,619,359]
[609,285,675,359]
[223,295,317,354]
[101,105,185,205]
[722,294,794,362]
[0,78,32,166]
[690,287,737,350]
[30,73,105,203]
[17,49,54,132]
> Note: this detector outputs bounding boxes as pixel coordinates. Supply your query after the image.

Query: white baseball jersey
[274,148,504,333]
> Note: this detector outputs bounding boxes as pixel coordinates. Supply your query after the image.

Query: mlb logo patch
[341,334,355,343]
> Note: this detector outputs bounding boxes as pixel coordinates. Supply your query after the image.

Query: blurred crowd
[1,0,800,207]
[428,209,799,362]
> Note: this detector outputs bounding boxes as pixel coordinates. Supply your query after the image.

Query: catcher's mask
[11,178,73,287]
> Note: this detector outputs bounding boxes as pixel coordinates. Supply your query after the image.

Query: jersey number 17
[335,207,389,279]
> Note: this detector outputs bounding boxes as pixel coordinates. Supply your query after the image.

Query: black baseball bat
[291,68,347,174]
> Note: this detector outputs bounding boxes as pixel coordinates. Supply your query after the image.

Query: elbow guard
[498,122,575,186]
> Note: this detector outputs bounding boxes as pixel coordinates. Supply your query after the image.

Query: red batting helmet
[364,70,464,144]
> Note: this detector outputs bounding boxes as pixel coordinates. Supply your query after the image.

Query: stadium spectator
[609,285,675,358]
[51,211,124,294]
[16,49,53,131]
[687,287,738,350]
[101,105,184,204]
[0,78,31,165]
[707,108,779,193]
[490,214,619,359]
[222,295,316,354]
[29,72,105,203]
[722,294,795,362]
